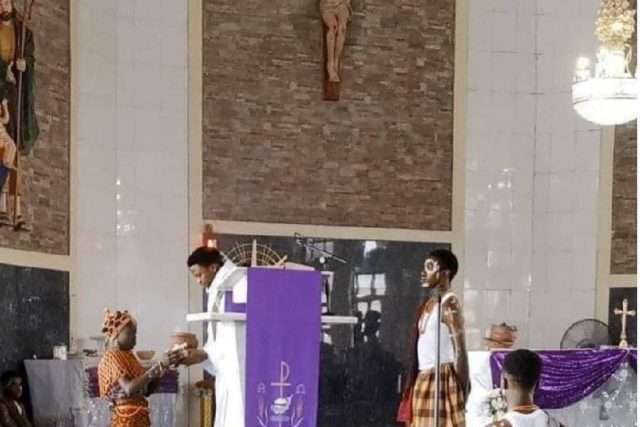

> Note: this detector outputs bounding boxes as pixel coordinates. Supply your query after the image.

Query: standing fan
[560,318,612,348]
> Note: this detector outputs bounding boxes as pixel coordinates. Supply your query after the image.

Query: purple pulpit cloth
[245,268,322,427]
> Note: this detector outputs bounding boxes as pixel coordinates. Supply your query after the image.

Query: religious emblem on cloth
[256,361,306,427]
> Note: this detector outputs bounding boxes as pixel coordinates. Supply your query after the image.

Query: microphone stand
[293,232,348,314]
[434,291,442,427]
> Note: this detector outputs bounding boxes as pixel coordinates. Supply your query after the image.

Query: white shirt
[417,293,456,371]
[502,409,560,427]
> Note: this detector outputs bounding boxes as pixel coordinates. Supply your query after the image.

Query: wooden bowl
[170,332,198,349]
[136,350,156,361]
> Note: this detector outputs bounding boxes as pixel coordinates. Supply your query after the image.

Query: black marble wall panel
[216,234,450,427]
[0,263,69,371]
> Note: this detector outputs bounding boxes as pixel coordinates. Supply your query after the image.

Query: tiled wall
[464,0,602,349]
[73,1,189,421]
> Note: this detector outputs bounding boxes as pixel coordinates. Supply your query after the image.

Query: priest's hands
[176,348,208,366]
[161,348,188,367]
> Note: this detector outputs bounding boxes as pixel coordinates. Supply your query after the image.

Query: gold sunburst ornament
[224,239,287,267]
[572,0,638,125]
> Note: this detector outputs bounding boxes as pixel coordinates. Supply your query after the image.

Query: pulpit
[187,267,356,427]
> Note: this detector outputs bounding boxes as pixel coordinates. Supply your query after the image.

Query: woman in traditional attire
[98,309,174,427]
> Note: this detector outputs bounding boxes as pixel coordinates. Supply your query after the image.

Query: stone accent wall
[611,119,637,274]
[202,0,456,230]
[0,1,70,254]
[610,0,636,275]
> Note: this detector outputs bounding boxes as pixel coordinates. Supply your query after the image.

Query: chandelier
[572,0,638,125]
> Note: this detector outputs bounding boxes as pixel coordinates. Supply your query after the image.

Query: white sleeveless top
[417,292,456,371]
[503,409,555,427]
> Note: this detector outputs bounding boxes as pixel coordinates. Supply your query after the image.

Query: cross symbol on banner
[271,361,291,398]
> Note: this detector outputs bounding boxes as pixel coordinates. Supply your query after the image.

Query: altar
[466,349,637,426]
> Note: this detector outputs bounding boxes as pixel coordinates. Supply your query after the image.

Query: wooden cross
[614,298,636,348]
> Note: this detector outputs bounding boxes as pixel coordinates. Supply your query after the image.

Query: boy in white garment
[487,350,564,427]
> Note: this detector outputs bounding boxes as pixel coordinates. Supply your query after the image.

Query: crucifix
[614,298,636,348]
[320,0,351,101]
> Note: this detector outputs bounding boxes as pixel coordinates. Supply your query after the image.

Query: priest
[181,246,247,427]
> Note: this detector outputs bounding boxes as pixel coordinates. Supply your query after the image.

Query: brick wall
[0,1,70,254]
[611,119,637,274]
[202,0,456,230]
[610,0,636,275]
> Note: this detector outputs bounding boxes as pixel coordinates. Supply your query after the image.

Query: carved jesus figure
[320,0,351,82]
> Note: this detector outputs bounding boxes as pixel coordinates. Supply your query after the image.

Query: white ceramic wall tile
[548,172,576,212]
[492,12,518,53]
[465,0,600,349]
[531,248,551,291]
[490,0,514,14]
[535,54,554,95]
[516,13,536,54]
[574,130,600,172]
[74,0,189,346]
[161,33,188,68]
[490,93,517,127]
[550,135,576,173]
[536,0,555,16]
[547,213,574,252]
[161,0,188,30]
[466,90,493,135]
[468,9,492,52]
[535,95,553,136]
[514,94,536,136]
[573,171,599,212]
[510,136,535,178]
[534,132,552,173]
[568,289,597,318]
[536,15,556,55]
[570,249,597,290]
[515,53,536,94]
[134,0,164,24]
[484,290,511,323]
[550,95,577,137]
[468,51,492,92]
[491,52,518,93]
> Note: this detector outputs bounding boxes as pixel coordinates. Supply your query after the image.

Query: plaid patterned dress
[409,294,467,427]
[411,363,466,427]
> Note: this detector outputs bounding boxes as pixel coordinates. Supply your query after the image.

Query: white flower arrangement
[482,388,508,422]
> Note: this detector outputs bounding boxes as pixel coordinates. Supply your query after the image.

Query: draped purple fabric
[490,349,637,409]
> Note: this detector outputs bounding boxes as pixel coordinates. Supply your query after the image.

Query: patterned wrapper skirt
[110,401,150,427]
[411,363,466,427]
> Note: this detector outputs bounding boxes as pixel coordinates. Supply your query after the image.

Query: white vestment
[203,261,247,427]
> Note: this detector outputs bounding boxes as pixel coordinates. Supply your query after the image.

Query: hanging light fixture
[572,0,638,125]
